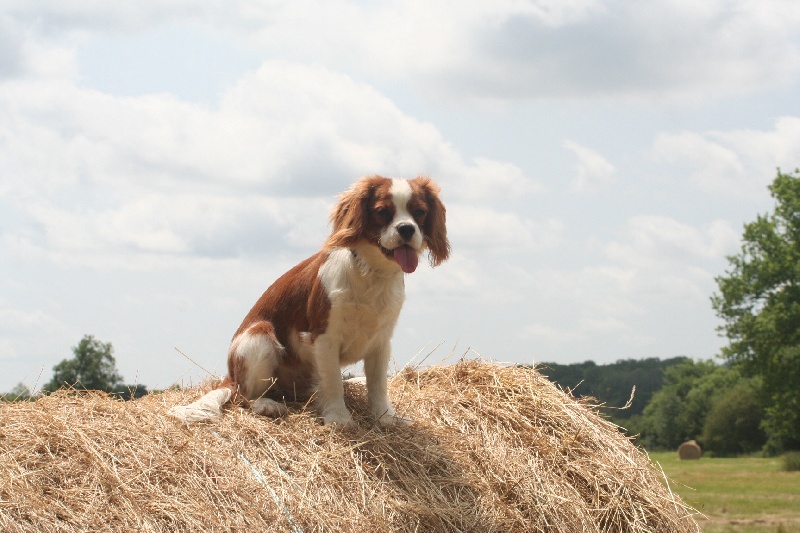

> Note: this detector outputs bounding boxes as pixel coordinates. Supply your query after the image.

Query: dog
[169,175,449,427]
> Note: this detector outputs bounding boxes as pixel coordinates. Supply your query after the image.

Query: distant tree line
[537,356,689,420]
[2,335,148,402]
[538,357,768,456]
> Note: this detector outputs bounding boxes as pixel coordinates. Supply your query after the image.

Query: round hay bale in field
[678,440,702,460]
[0,359,700,532]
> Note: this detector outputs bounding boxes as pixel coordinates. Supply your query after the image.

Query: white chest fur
[317,247,405,365]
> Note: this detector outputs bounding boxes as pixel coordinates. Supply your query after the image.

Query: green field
[649,452,800,532]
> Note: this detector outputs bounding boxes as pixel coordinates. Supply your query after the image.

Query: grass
[650,451,800,533]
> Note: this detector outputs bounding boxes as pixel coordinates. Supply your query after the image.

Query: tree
[45,335,123,393]
[701,378,766,456]
[638,359,737,450]
[2,382,35,402]
[712,168,800,450]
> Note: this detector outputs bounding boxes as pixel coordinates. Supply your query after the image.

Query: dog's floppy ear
[413,176,450,267]
[325,177,377,249]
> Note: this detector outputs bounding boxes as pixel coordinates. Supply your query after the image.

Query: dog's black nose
[397,223,416,242]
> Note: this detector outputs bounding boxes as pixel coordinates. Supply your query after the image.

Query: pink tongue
[393,246,419,274]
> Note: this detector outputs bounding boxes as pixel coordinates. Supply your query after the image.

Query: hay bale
[678,440,702,460]
[0,360,700,532]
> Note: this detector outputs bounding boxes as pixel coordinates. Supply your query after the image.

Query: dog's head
[326,175,450,273]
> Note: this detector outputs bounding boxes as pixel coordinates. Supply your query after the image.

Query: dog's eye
[376,207,392,221]
[412,208,427,219]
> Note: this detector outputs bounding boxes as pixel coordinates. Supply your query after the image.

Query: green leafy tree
[45,335,123,393]
[711,168,800,450]
[701,378,766,456]
[2,382,35,402]
[639,360,737,449]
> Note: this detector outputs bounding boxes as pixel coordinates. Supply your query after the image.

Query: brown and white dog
[169,175,449,427]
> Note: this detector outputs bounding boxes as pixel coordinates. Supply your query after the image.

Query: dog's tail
[168,388,232,423]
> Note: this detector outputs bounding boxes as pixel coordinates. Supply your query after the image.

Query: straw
[0,359,700,532]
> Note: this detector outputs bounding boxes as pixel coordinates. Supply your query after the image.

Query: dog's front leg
[313,338,354,427]
[364,344,410,426]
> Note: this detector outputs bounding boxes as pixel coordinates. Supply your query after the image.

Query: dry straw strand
[0,359,700,532]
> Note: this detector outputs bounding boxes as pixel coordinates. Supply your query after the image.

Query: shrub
[701,379,766,456]
[781,451,800,472]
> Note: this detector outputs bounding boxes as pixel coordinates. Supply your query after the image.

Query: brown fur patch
[233,252,332,346]
[325,175,394,250]
[408,176,450,266]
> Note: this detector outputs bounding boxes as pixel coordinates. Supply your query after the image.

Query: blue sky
[1,1,799,392]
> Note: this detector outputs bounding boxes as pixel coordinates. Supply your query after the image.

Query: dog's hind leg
[228,320,287,418]
[168,320,287,422]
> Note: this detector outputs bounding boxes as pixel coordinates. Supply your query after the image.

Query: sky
[1,1,800,393]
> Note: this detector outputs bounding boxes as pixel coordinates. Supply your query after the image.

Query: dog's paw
[251,398,288,418]
[322,410,356,429]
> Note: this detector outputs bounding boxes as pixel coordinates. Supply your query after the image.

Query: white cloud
[0,59,537,269]
[604,215,739,298]
[652,130,746,195]
[8,1,800,102]
[447,207,562,251]
[0,14,25,80]
[515,264,656,360]
[0,308,70,360]
[652,116,800,197]
[446,156,544,202]
[564,140,616,192]
[4,1,201,32]
[349,0,800,101]
[613,215,739,262]
[707,116,800,175]
[520,323,582,344]
[513,214,738,360]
